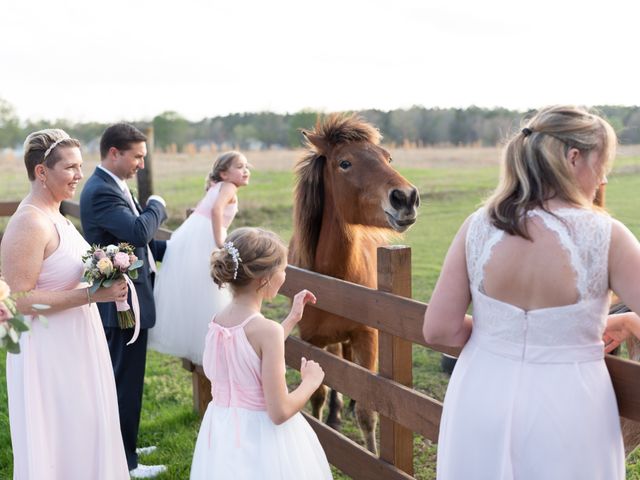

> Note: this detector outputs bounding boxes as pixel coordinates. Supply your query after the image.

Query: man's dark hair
[100,123,147,159]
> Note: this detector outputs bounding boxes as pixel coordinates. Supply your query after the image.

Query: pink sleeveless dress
[190,314,332,479]
[151,182,238,364]
[6,204,128,479]
[436,207,624,479]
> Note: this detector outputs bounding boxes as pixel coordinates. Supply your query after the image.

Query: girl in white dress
[423,105,640,479]
[151,151,250,364]
[190,227,332,479]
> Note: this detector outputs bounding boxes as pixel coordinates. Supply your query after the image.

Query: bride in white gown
[423,105,640,479]
[150,151,250,364]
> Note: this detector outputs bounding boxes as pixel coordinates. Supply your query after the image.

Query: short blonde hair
[24,129,81,181]
[210,227,287,292]
[486,105,617,238]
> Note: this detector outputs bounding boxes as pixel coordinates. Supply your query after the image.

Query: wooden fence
[3,199,640,479]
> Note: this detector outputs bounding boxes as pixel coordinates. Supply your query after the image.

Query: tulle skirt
[150,213,231,364]
[190,404,332,479]
[436,331,625,479]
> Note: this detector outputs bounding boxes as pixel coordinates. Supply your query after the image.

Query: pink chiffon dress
[6,204,128,479]
[190,313,332,479]
[151,182,238,364]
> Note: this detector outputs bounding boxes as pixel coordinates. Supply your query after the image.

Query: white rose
[106,245,119,255]
[8,327,18,343]
[0,279,10,301]
[84,258,94,269]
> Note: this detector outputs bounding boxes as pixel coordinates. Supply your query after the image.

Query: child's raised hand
[289,289,317,324]
[300,356,324,388]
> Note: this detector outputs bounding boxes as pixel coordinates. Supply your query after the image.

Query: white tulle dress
[150,182,237,364]
[190,313,332,479]
[436,207,625,480]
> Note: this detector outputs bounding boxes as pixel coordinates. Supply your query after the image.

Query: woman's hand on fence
[300,356,325,388]
[92,278,128,303]
[281,289,317,337]
[603,312,640,353]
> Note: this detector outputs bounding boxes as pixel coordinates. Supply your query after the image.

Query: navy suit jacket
[80,167,167,329]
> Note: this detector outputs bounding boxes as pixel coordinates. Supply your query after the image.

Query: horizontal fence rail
[280,265,640,423]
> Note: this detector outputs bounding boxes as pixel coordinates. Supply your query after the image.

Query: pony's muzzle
[386,186,419,231]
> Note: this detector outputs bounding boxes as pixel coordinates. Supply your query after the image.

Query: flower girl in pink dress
[190,227,332,479]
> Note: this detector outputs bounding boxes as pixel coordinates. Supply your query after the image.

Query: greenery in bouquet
[81,242,143,329]
[0,278,49,354]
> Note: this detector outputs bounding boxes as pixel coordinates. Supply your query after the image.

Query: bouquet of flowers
[0,278,48,354]
[82,243,143,329]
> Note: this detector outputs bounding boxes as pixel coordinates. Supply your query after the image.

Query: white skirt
[150,213,231,364]
[190,404,332,479]
[436,331,625,480]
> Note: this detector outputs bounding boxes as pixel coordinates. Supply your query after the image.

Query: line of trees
[1,97,639,152]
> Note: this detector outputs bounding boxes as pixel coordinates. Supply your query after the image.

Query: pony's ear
[301,129,328,153]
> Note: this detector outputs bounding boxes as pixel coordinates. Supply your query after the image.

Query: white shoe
[129,463,167,478]
[136,446,158,456]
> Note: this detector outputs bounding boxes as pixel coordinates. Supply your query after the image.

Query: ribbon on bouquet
[116,274,141,346]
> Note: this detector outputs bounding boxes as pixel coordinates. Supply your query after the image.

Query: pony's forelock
[303,113,382,155]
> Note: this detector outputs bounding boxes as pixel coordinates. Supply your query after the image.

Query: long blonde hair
[486,105,617,238]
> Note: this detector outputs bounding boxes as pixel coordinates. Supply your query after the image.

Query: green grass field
[2,148,640,478]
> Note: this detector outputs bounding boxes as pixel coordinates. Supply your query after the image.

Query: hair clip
[521,127,533,137]
[223,241,242,279]
[43,137,68,158]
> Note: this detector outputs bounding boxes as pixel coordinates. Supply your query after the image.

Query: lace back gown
[150,182,238,364]
[436,207,625,480]
[190,314,333,479]
[6,205,128,479]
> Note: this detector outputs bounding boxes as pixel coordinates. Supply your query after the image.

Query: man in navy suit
[80,123,167,478]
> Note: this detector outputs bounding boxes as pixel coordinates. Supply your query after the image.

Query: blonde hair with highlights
[486,105,617,238]
[210,227,287,293]
[24,129,81,181]
[205,151,247,190]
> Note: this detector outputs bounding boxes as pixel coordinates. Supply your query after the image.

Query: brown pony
[289,113,419,454]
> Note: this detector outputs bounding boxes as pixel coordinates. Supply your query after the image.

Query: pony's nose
[390,187,419,212]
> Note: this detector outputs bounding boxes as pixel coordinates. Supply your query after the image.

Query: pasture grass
[2,147,640,478]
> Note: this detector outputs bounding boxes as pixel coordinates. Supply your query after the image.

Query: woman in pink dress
[151,151,250,364]
[1,129,129,479]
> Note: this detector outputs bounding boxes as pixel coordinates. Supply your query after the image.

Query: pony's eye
[339,160,352,170]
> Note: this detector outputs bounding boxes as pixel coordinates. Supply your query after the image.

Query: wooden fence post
[377,245,414,475]
[136,126,154,205]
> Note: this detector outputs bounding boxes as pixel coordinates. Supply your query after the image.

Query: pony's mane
[306,113,382,149]
[290,114,383,269]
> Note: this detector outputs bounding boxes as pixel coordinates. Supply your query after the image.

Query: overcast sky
[1,0,637,123]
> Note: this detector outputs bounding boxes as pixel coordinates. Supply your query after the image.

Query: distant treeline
[1,98,639,151]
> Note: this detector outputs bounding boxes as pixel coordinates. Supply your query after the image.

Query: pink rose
[113,252,131,271]
[0,302,13,323]
[128,254,138,265]
[93,249,107,260]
